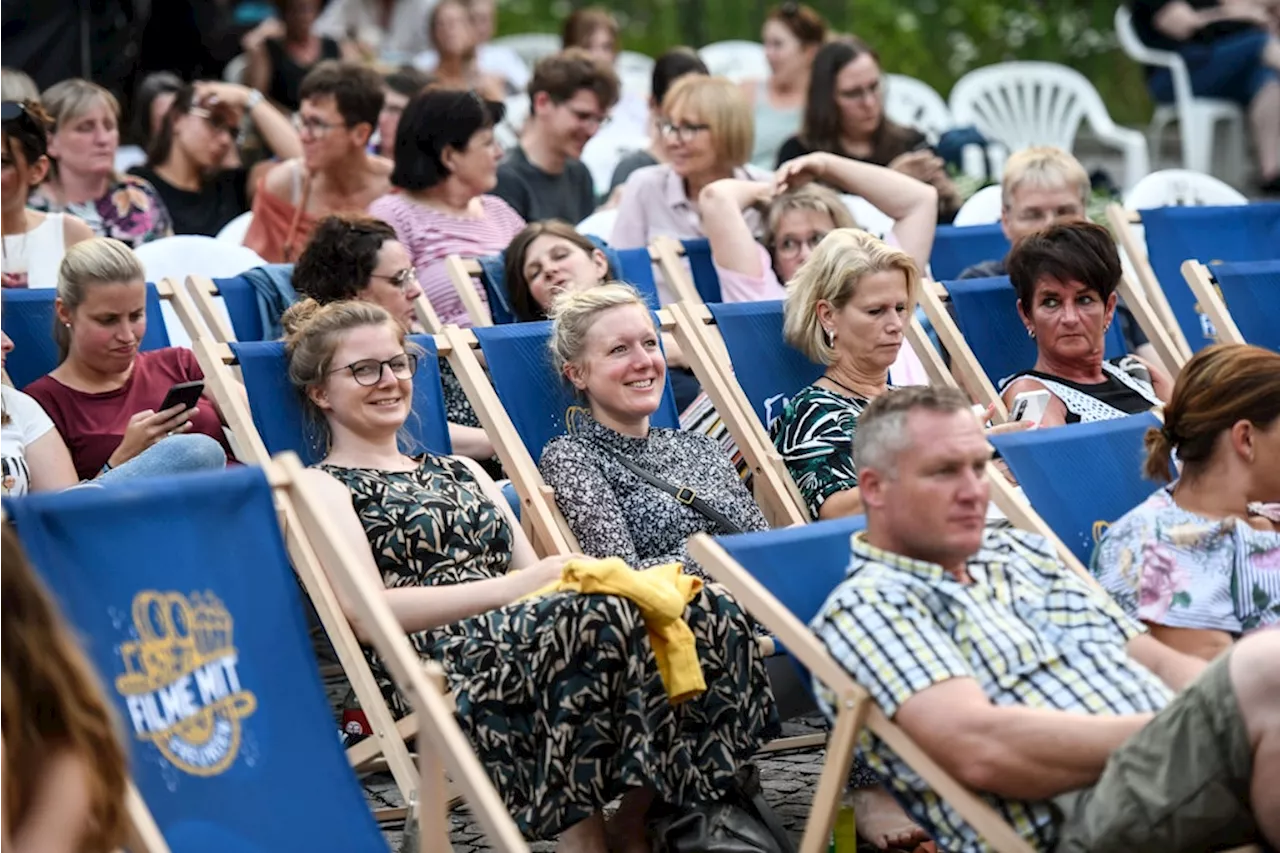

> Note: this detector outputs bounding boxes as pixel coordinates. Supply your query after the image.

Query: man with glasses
[245,61,392,262]
[493,49,619,224]
[956,146,1154,363]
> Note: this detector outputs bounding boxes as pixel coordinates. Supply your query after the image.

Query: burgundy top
[25,348,232,480]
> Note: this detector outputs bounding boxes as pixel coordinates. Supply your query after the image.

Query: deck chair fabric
[929,223,1011,282]
[706,301,821,428]
[1,285,170,389]
[990,412,1164,567]
[4,468,387,852]
[1139,202,1280,352]
[945,276,1128,385]
[473,320,680,462]
[1209,260,1280,351]
[681,238,723,304]
[232,334,451,465]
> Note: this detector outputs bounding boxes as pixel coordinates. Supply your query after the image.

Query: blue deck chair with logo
[1,285,169,389]
[4,468,390,853]
[228,334,451,465]
[1139,202,1280,352]
[990,412,1163,567]
[929,223,1010,282]
[945,276,1127,386]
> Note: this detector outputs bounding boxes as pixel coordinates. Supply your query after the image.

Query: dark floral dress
[319,454,777,840]
[770,384,880,520]
[30,174,173,248]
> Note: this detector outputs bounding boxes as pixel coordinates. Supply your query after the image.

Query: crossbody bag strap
[594,444,744,535]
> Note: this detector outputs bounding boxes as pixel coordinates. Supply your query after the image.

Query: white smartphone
[1010,389,1051,427]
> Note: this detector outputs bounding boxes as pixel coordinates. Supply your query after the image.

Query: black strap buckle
[675,486,697,505]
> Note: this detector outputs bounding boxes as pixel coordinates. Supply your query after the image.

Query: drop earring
[823,327,835,346]
[1026,327,1035,339]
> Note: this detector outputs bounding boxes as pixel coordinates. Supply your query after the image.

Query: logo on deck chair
[116,591,257,776]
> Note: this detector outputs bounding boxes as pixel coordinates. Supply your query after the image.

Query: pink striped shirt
[368,193,526,326]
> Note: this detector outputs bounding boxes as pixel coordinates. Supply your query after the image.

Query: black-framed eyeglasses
[659,121,710,143]
[328,353,419,386]
[292,113,349,137]
[368,267,418,290]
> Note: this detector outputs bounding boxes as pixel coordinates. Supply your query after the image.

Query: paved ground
[367,714,833,852]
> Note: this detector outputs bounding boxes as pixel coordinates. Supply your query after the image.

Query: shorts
[1148,30,1279,107]
[1053,649,1258,852]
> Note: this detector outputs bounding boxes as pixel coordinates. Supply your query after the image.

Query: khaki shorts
[1052,649,1258,853]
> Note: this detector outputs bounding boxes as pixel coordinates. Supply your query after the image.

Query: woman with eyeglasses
[777,38,962,223]
[129,83,301,237]
[2,100,93,289]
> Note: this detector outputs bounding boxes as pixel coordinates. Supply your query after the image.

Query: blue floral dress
[30,174,173,248]
[1092,486,1280,634]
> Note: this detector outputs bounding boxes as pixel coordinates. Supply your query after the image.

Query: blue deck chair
[231,334,451,465]
[945,276,1127,386]
[473,319,679,462]
[474,241,662,325]
[4,467,387,852]
[2,285,170,389]
[1140,202,1280,352]
[705,301,821,429]
[681,238,723,303]
[1211,260,1280,351]
[210,274,268,341]
[929,223,1010,282]
[990,412,1164,567]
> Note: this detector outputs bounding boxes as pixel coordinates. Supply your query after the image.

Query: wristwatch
[245,88,265,111]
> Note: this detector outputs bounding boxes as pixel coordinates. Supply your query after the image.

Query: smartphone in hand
[158,380,205,414]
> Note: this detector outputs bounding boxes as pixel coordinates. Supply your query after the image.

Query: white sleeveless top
[2,213,67,289]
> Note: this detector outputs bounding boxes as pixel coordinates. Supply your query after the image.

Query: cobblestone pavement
[368,715,831,852]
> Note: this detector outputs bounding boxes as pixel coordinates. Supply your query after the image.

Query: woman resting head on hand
[1094,343,1280,662]
[2,524,129,853]
[283,295,777,850]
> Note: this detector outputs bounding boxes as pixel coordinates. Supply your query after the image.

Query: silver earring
[63,322,71,328]
[823,327,835,346]
[1027,327,1035,339]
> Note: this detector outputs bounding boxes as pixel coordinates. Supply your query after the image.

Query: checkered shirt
[811,528,1174,853]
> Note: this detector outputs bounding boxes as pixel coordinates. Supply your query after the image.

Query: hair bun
[280,298,324,344]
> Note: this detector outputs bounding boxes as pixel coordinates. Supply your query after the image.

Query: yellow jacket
[528,558,706,704]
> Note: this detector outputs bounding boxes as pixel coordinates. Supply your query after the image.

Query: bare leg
[558,811,608,853]
[1228,631,1280,846]
[604,788,655,853]
[851,786,933,851]
[1248,79,1280,181]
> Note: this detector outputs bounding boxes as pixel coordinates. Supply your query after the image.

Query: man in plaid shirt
[811,385,1279,853]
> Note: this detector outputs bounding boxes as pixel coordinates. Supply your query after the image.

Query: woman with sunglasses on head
[292,213,497,465]
[2,100,93,289]
[777,38,962,223]
[129,83,301,237]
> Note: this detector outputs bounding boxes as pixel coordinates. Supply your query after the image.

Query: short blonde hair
[662,75,753,168]
[1001,146,1089,209]
[783,228,921,364]
[765,184,857,246]
[548,282,649,378]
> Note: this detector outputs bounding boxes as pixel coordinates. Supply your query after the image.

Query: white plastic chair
[135,236,266,348]
[489,33,562,70]
[1113,6,1246,180]
[1124,169,1248,209]
[617,50,654,101]
[952,184,1005,226]
[577,208,619,241]
[949,61,1150,191]
[216,211,254,245]
[884,74,952,143]
[496,93,528,151]
[841,195,895,240]
[697,41,769,82]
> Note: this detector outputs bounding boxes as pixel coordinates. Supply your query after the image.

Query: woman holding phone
[23,238,230,481]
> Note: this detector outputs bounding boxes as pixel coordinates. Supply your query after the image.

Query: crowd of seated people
[4,9,1279,852]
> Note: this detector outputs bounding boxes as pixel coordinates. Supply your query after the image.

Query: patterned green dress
[319,454,777,840]
[769,384,877,520]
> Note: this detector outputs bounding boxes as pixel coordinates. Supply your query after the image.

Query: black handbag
[649,764,796,853]
[593,444,745,535]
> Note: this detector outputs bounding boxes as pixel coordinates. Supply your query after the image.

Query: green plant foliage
[496,0,1154,125]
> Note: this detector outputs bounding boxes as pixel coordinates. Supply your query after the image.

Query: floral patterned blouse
[1092,485,1280,635]
[30,174,173,248]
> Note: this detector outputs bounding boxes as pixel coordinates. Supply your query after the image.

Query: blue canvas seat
[1209,260,1280,351]
[2,285,170,389]
[704,300,820,429]
[4,467,388,852]
[210,274,268,341]
[929,223,1011,282]
[990,412,1163,566]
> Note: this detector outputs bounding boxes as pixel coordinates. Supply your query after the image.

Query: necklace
[821,372,880,400]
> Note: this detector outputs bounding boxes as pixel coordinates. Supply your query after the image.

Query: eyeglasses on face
[329,352,419,386]
[774,231,829,258]
[292,113,347,137]
[188,106,238,138]
[563,103,610,128]
[659,121,710,143]
[368,267,418,290]
[837,78,882,103]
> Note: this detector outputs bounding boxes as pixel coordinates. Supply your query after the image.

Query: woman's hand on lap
[107,405,196,469]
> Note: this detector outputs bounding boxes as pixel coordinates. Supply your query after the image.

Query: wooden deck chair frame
[184,332,425,820]
[912,280,1011,422]
[651,236,704,305]
[1181,260,1247,345]
[1105,203,1193,368]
